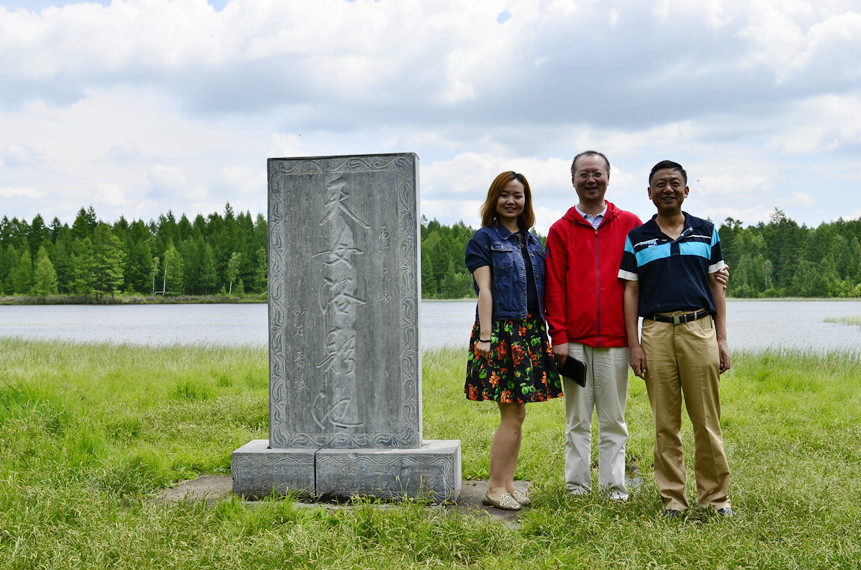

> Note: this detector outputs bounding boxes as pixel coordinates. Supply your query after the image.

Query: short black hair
[649,160,687,185]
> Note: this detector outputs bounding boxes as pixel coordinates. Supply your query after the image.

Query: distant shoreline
[1,294,858,306]
[0,294,267,306]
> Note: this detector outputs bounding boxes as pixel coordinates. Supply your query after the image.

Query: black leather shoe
[662,509,684,519]
[716,507,733,517]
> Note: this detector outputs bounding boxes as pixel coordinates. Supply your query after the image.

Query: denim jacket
[465,224,546,320]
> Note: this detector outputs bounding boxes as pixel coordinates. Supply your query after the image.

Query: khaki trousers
[641,314,731,511]
[563,344,630,499]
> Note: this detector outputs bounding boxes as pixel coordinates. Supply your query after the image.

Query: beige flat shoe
[482,491,521,511]
[511,488,531,507]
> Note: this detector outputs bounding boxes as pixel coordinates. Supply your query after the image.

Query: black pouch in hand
[560,357,587,388]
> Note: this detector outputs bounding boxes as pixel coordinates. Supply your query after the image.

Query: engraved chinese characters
[312,175,367,431]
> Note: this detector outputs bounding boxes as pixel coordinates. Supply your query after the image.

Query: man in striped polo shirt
[618,159,733,519]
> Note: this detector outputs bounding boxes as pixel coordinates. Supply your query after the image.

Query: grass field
[1,339,859,569]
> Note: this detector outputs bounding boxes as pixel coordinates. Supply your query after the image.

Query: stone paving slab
[156,475,527,527]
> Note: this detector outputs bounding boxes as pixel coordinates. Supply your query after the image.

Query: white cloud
[105,140,142,162]
[0,0,857,233]
[790,192,817,206]
[608,8,620,27]
[0,143,45,166]
[0,185,44,199]
[148,164,187,196]
[765,95,861,155]
[89,181,129,207]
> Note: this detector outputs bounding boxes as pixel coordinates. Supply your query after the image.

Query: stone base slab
[232,439,461,503]
[232,442,316,498]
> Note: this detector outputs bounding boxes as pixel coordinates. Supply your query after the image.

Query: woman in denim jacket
[465,171,563,511]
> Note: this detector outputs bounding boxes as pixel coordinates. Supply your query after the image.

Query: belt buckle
[672,314,684,325]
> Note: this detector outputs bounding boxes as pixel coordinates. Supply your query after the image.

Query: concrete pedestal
[232,439,461,503]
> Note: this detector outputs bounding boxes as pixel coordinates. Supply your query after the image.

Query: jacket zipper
[594,226,601,347]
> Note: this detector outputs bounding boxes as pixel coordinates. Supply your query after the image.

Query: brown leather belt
[646,309,711,325]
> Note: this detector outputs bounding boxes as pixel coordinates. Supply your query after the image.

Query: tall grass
[824,315,861,326]
[1,339,860,568]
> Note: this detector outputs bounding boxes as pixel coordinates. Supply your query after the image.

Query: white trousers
[563,344,630,498]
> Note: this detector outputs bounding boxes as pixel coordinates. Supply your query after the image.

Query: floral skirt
[465,315,563,404]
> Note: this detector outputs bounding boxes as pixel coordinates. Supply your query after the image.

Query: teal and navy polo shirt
[618,212,725,317]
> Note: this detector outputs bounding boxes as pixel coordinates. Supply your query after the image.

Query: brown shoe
[482,491,521,511]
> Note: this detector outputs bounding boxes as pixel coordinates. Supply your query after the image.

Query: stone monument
[232,153,461,502]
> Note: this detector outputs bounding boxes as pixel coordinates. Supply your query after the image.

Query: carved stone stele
[232,153,460,502]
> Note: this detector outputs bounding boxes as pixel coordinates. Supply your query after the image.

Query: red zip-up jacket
[544,201,642,348]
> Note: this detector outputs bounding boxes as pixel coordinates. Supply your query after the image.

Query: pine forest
[1,205,859,301]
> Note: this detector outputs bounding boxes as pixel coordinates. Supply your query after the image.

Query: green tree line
[420,217,477,299]
[420,210,861,299]
[2,207,858,300]
[1,204,267,299]
[719,209,861,298]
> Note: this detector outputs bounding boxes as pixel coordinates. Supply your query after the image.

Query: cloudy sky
[1,0,859,235]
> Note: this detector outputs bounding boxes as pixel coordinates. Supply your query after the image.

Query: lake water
[0,300,858,355]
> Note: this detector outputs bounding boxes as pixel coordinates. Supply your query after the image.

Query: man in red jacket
[545,150,642,499]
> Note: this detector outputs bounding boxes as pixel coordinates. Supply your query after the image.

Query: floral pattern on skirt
[465,315,563,404]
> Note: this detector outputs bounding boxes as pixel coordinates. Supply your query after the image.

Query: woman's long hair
[479,171,535,229]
